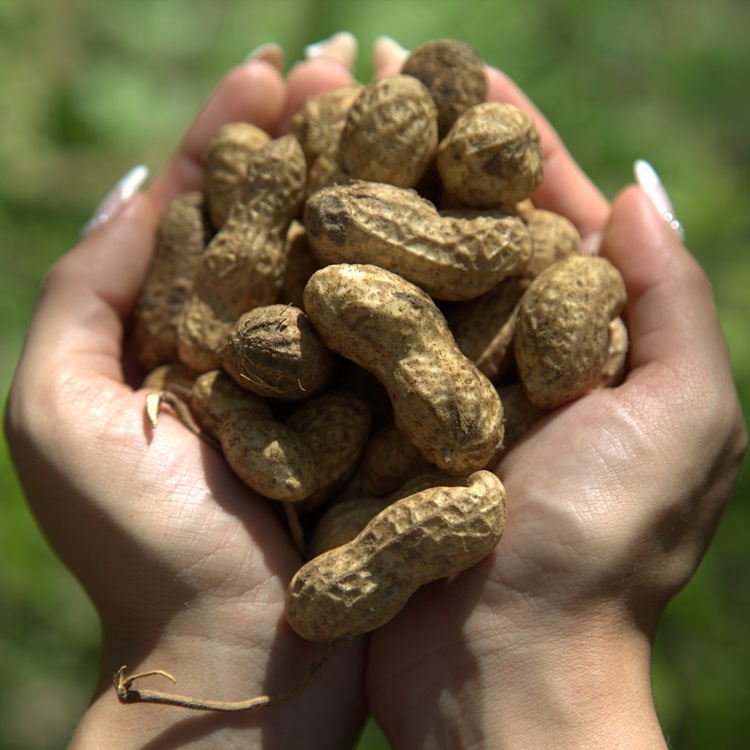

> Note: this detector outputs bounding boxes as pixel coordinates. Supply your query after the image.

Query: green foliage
[1,0,748,747]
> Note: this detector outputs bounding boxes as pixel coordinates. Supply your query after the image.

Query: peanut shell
[303,263,505,474]
[304,181,531,301]
[285,469,507,642]
[222,304,335,400]
[437,102,544,208]
[514,255,627,408]
[177,135,306,371]
[336,75,438,189]
[204,122,271,229]
[402,38,487,138]
[131,191,210,371]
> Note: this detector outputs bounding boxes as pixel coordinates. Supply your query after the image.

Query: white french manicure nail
[304,31,358,69]
[373,35,410,71]
[634,159,685,242]
[81,165,149,236]
[244,42,284,71]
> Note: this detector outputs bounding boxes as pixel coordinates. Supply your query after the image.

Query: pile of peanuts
[132,39,627,646]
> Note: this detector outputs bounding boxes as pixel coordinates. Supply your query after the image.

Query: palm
[123,394,299,603]
[33,378,368,738]
[365,390,620,672]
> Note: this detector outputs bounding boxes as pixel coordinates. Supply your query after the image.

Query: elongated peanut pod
[308,470,462,559]
[219,412,318,503]
[286,469,507,643]
[131,192,210,370]
[189,370,317,502]
[177,135,307,371]
[303,263,504,475]
[304,181,531,301]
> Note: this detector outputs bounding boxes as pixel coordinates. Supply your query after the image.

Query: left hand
[5,52,365,750]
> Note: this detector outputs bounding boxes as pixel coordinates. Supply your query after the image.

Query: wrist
[372,605,668,750]
[483,614,667,750]
[70,604,367,749]
[71,627,303,748]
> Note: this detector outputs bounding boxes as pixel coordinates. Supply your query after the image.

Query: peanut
[220,412,318,503]
[285,469,507,643]
[189,369,270,437]
[177,134,306,372]
[204,121,271,229]
[514,254,627,409]
[290,83,362,196]
[437,101,544,208]
[308,470,466,559]
[402,38,487,138]
[330,359,394,428]
[523,208,581,279]
[285,391,372,512]
[222,304,335,400]
[335,421,432,504]
[131,191,210,371]
[446,275,530,383]
[335,75,438,189]
[303,263,505,474]
[278,221,322,310]
[189,369,317,502]
[602,317,629,386]
[306,496,391,560]
[304,180,532,301]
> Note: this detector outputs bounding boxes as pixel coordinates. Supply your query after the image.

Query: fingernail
[81,165,149,236]
[304,31,358,70]
[634,159,685,242]
[244,42,284,71]
[373,35,410,72]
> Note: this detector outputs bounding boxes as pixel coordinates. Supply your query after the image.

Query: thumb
[15,189,160,388]
[599,183,721,375]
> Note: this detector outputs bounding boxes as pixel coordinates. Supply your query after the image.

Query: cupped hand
[364,61,747,749]
[4,55,366,750]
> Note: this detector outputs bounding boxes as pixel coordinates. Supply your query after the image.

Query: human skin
[4,55,365,750]
[363,61,748,749]
[5,41,747,750]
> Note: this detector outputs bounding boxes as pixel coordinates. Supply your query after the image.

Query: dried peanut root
[114,643,334,712]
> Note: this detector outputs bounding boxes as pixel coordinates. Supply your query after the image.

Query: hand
[364,55,747,749]
[4,53,365,750]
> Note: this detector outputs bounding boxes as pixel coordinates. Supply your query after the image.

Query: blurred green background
[1,0,748,747]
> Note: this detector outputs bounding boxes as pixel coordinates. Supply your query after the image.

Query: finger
[599,185,724,373]
[372,35,409,77]
[602,184,746,466]
[278,31,359,134]
[17,194,159,388]
[147,58,286,210]
[600,185,746,568]
[485,66,610,238]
